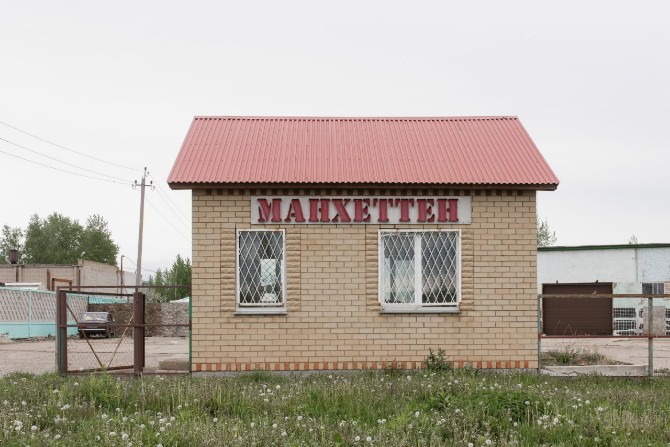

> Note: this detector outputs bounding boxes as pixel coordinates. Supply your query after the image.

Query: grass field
[2,369,670,446]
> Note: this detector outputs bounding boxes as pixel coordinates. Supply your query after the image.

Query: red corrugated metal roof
[168,116,559,189]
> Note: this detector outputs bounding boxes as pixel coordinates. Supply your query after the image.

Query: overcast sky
[1,1,668,277]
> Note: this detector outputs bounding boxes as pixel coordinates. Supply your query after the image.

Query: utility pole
[134,168,152,289]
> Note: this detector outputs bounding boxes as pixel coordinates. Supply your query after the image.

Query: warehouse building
[168,116,559,373]
[538,244,670,336]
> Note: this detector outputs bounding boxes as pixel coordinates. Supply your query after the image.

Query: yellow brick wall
[191,188,538,372]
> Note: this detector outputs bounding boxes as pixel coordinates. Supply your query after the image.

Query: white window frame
[235,229,287,314]
[378,229,461,313]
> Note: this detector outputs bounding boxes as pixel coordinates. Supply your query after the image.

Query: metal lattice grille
[238,230,284,306]
[613,308,636,319]
[613,319,637,331]
[380,231,459,307]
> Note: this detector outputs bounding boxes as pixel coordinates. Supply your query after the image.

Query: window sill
[234,308,287,316]
[380,307,461,315]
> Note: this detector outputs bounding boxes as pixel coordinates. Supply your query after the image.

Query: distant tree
[23,213,83,264]
[146,255,191,302]
[537,217,557,247]
[628,234,639,245]
[0,225,24,263]
[80,214,119,265]
[19,212,119,265]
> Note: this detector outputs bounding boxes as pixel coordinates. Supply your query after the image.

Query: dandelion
[297,415,303,421]
[54,434,61,440]
[213,417,218,423]
[177,405,182,410]
[109,432,117,437]
[122,433,129,440]
[31,425,38,432]
[140,424,146,429]
[366,436,373,443]
[250,423,255,428]
[486,440,492,445]
[276,385,281,390]
[597,407,604,412]
[415,411,420,417]
[272,423,278,429]
[281,431,287,437]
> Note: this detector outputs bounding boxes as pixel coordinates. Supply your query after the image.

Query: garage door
[542,283,613,336]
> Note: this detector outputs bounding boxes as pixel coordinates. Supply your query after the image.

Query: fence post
[133,291,145,375]
[648,296,654,377]
[537,294,542,375]
[55,289,68,375]
[28,290,32,338]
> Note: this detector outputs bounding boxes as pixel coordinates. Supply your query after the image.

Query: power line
[0,146,132,185]
[0,136,134,183]
[121,256,156,274]
[147,173,191,228]
[0,120,141,172]
[145,196,191,241]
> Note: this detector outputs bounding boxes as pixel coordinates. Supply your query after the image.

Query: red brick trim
[192,358,535,372]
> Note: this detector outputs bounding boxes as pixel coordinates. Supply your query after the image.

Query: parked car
[78,312,115,338]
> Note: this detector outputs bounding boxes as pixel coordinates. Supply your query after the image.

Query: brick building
[168,116,559,373]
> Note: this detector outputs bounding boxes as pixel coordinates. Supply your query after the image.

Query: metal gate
[56,286,190,375]
[542,283,613,335]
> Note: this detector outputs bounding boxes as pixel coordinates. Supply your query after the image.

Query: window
[642,283,664,294]
[613,308,636,319]
[379,230,460,311]
[237,230,285,310]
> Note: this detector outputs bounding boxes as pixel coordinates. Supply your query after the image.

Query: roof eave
[168,181,559,191]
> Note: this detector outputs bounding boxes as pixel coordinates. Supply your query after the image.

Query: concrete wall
[538,246,670,288]
[0,260,135,292]
[190,188,538,373]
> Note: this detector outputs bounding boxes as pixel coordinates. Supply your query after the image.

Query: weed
[423,348,452,372]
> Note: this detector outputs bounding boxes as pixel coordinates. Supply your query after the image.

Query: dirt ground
[0,336,189,376]
[541,338,670,372]
[2,336,670,376]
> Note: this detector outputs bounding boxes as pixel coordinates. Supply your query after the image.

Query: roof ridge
[193,116,519,122]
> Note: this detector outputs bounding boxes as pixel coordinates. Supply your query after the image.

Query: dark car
[78,312,115,338]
